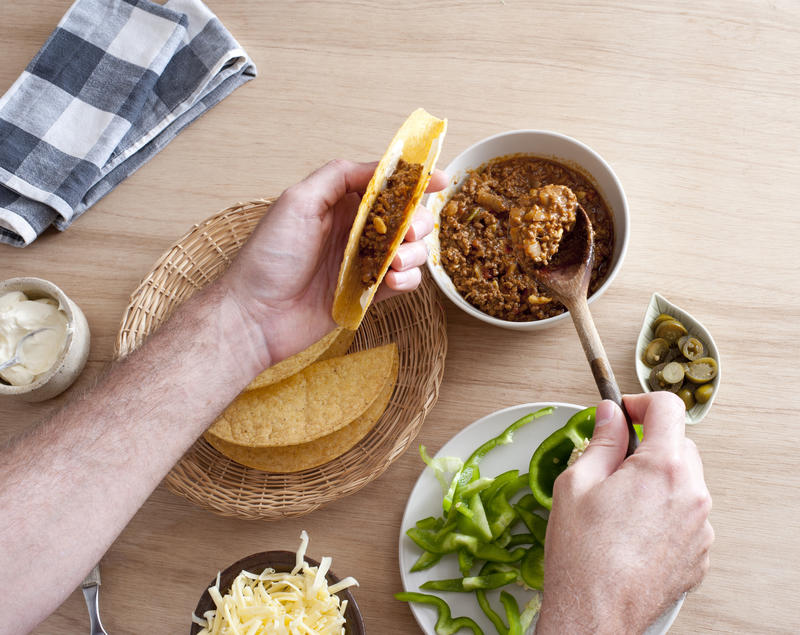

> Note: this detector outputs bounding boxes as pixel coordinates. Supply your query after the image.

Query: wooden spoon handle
[566,296,639,456]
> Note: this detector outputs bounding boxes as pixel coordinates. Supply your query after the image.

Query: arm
[0,159,444,633]
[536,393,714,635]
[0,284,266,634]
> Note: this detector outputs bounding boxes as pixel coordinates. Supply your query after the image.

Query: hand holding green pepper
[536,394,714,635]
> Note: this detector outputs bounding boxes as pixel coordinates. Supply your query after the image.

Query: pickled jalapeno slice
[677,386,696,410]
[660,361,685,384]
[643,338,670,367]
[686,357,718,383]
[678,335,705,361]
[694,383,715,404]
[655,319,688,345]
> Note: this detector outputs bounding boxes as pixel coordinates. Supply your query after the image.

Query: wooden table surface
[2,1,799,633]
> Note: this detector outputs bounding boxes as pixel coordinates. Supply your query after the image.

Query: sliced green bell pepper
[506,532,536,547]
[456,493,493,542]
[478,469,518,506]
[476,588,509,634]
[406,527,478,555]
[416,516,444,531]
[411,549,442,572]
[447,407,553,512]
[457,548,474,577]
[420,570,519,593]
[513,504,547,546]
[394,592,484,635]
[499,591,522,635]
[519,544,545,590]
[528,407,596,510]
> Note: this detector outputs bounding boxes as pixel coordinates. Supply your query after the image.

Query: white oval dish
[635,292,720,424]
[0,277,90,402]
[425,130,629,330]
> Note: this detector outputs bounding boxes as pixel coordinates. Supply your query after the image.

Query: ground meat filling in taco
[359,159,423,287]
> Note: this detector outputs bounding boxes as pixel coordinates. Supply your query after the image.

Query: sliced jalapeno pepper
[678,335,704,360]
[686,357,718,383]
[643,337,670,366]
[655,319,688,344]
[695,383,714,403]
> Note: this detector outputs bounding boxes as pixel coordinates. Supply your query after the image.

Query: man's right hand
[536,392,714,634]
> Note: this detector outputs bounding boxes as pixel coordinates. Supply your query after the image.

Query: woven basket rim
[116,199,447,520]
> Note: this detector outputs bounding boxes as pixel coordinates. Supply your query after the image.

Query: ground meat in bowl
[439,155,615,322]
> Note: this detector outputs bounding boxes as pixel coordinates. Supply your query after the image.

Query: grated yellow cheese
[194,531,358,635]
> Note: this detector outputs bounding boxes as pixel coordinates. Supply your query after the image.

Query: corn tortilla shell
[244,327,355,392]
[332,108,447,330]
[206,353,398,472]
[206,343,398,447]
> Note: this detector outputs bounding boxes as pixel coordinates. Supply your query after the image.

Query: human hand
[221,159,447,368]
[536,392,714,634]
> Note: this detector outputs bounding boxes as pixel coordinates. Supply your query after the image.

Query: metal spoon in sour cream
[0,291,69,386]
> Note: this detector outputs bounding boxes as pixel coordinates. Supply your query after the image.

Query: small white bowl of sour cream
[0,277,90,402]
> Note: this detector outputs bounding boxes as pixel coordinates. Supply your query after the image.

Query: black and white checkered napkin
[0,0,256,247]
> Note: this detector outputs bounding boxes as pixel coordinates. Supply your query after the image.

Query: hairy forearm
[0,282,268,634]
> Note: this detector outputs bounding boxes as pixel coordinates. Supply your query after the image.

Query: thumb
[571,400,628,487]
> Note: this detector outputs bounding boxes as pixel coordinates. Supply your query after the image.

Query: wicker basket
[116,200,447,520]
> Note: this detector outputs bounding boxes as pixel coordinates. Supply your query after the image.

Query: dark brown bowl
[190,550,365,635]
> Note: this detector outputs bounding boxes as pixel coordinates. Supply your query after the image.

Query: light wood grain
[1,0,799,633]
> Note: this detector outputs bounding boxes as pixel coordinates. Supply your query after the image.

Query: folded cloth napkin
[0,0,256,247]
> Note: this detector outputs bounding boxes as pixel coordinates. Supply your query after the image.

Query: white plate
[399,402,684,634]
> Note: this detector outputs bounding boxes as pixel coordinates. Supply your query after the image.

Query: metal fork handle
[82,582,108,635]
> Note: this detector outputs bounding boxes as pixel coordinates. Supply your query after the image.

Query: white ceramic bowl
[0,277,90,402]
[425,130,629,330]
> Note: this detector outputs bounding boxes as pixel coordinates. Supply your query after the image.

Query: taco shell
[205,352,398,472]
[206,343,398,447]
[332,108,447,329]
[244,327,355,392]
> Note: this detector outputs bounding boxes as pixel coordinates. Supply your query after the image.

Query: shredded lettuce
[521,590,543,633]
[419,445,464,496]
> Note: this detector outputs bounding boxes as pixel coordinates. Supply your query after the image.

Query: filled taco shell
[332,108,447,329]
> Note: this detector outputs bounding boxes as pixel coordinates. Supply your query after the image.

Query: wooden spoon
[515,205,638,456]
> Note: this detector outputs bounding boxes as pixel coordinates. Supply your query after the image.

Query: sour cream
[0,291,69,386]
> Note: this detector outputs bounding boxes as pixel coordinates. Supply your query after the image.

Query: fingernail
[595,400,616,427]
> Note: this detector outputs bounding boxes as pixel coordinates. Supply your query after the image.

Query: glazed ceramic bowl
[635,292,720,424]
[0,277,90,402]
[190,550,364,635]
[425,130,629,330]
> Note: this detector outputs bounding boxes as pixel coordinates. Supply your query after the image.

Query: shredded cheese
[195,531,359,635]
